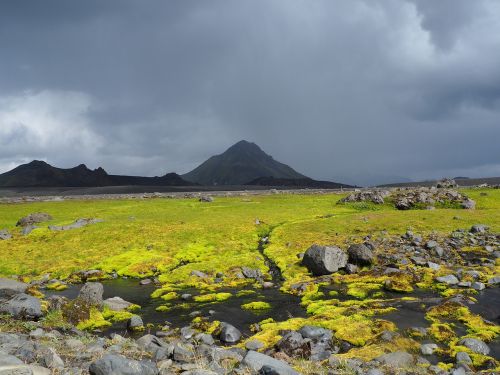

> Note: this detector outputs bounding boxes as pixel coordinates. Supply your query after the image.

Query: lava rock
[347,244,374,266]
[127,315,144,331]
[0,293,43,319]
[242,351,299,375]
[458,338,490,355]
[219,322,241,343]
[435,275,459,285]
[302,245,347,276]
[376,351,414,367]
[78,282,104,307]
[16,213,52,227]
[470,224,489,233]
[89,354,159,375]
[104,296,133,311]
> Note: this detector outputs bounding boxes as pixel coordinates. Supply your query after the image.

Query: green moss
[76,308,112,331]
[241,301,271,310]
[45,281,68,291]
[346,282,382,299]
[193,292,232,303]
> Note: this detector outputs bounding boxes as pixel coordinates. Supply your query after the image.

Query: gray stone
[0,293,42,319]
[78,282,104,307]
[426,240,439,249]
[456,351,472,364]
[365,370,384,375]
[458,338,490,355]
[345,263,358,274]
[435,275,459,285]
[219,322,241,343]
[89,354,159,375]
[245,339,264,351]
[48,218,103,231]
[21,225,37,235]
[299,325,331,340]
[302,245,347,276]
[0,229,12,240]
[470,224,489,233]
[173,343,195,363]
[427,262,440,271]
[488,276,500,285]
[471,282,485,291]
[0,279,28,295]
[347,244,374,266]
[16,213,52,227]
[41,347,64,369]
[420,343,438,355]
[127,315,144,331]
[276,331,309,358]
[376,351,414,368]
[0,353,24,366]
[103,296,133,311]
[195,333,214,346]
[241,267,263,280]
[242,351,299,375]
[139,279,152,285]
[190,270,208,278]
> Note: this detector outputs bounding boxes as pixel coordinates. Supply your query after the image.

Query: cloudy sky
[1,0,499,185]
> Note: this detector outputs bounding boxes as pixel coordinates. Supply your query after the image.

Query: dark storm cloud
[0,0,499,184]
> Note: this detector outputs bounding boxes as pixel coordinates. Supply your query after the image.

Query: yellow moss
[45,281,68,291]
[236,290,256,297]
[102,307,134,323]
[193,292,232,303]
[241,301,271,310]
[155,305,171,312]
[76,308,112,331]
[346,282,382,299]
[429,323,456,343]
[161,292,178,301]
[339,336,419,361]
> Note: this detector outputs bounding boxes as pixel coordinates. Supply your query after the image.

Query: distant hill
[0,160,195,187]
[182,140,307,185]
[246,176,353,189]
[379,176,500,188]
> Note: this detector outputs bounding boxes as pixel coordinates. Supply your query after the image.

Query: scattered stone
[241,267,263,280]
[376,351,414,368]
[458,338,490,355]
[0,293,43,319]
[427,262,440,271]
[470,224,489,233]
[48,218,103,231]
[0,229,12,240]
[242,351,299,375]
[488,276,500,285]
[245,339,264,351]
[0,353,24,366]
[190,270,208,278]
[103,296,133,311]
[0,278,28,295]
[435,275,459,285]
[345,263,358,274]
[127,315,144,331]
[471,281,485,291]
[16,213,52,227]
[347,244,374,266]
[89,354,158,375]
[41,347,64,369]
[456,351,472,364]
[219,322,241,343]
[140,279,152,285]
[302,245,347,276]
[78,282,104,307]
[339,190,388,205]
[421,343,438,355]
[199,196,213,203]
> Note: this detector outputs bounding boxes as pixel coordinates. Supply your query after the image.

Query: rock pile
[392,188,475,210]
[339,190,389,204]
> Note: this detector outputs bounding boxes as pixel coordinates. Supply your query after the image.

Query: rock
[0,278,28,295]
[180,326,196,340]
[181,293,192,300]
[173,343,195,362]
[65,338,85,351]
[435,275,459,285]
[127,315,144,331]
[190,270,208,278]
[471,282,485,291]
[139,279,152,285]
[462,199,476,209]
[376,351,414,368]
[241,267,263,279]
[458,338,490,355]
[89,354,158,375]
[219,322,241,343]
[21,225,37,235]
[0,353,24,366]
[339,191,387,205]
[276,331,310,358]
[347,244,374,266]
[426,240,438,249]
[0,293,42,319]
[16,213,52,227]
[182,371,218,375]
[299,325,330,340]
[78,282,104,307]
[46,295,68,310]
[427,262,440,271]
[436,178,458,188]
[456,351,472,364]
[488,276,500,285]
[245,339,264,351]
[104,296,133,311]
[48,218,103,231]
[365,370,384,375]
[199,196,214,202]
[345,263,358,274]
[195,333,214,346]
[470,224,489,233]
[41,347,64,369]
[242,351,299,375]
[0,229,12,240]
[302,245,347,276]
[421,343,438,355]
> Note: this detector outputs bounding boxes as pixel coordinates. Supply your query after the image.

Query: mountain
[182,140,307,185]
[0,160,195,187]
[246,176,354,189]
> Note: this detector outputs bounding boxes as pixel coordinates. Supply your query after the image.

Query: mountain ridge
[182,140,307,185]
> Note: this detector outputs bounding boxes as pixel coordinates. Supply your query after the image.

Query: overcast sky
[1,0,499,185]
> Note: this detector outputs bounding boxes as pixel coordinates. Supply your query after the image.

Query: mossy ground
[1,188,499,366]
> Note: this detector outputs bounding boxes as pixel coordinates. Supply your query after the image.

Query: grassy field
[0,189,499,283]
[1,188,499,368]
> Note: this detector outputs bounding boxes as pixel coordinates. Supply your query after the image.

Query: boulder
[0,278,28,295]
[302,245,347,276]
[347,244,374,266]
[78,282,104,307]
[16,213,52,227]
[41,347,64,369]
[276,331,310,358]
[0,293,42,319]
[421,343,438,355]
[127,315,144,331]
[219,322,241,343]
[242,351,299,375]
[89,354,158,375]
[470,224,489,233]
[376,351,414,368]
[0,353,24,366]
[104,297,133,311]
[241,267,263,280]
[199,196,214,203]
[435,275,459,285]
[48,218,103,231]
[458,338,490,355]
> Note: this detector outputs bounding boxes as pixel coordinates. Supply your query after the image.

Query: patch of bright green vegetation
[241,301,271,310]
[193,292,232,303]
